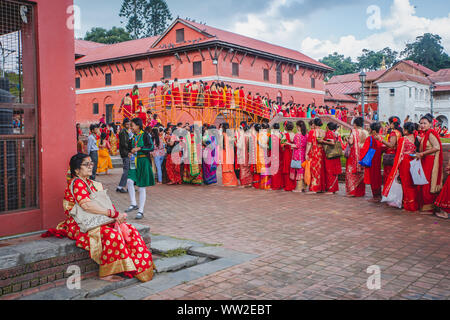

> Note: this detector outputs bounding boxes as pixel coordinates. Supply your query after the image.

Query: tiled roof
[75,36,160,64]
[402,60,434,76]
[328,70,387,84]
[428,68,450,83]
[75,18,332,71]
[375,70,431,85]
[325,81,362,95]
[75,40,107,57]
[434,85,450,92]
[325,92,357,102]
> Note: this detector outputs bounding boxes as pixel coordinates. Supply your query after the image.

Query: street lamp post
[359,71,367,123]
[430,84,435,117]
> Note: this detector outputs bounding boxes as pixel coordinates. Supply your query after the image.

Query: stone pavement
[96,168,449,300]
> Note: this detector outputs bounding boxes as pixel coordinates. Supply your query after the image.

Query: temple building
[75,18,333,125]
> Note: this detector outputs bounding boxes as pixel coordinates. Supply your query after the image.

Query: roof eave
[76,39,334,73]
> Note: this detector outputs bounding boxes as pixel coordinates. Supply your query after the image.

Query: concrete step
[154,255,204,273]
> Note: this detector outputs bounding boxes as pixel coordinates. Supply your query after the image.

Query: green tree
[357,47,398,71]
[119,0,172,39]
[119,0,148,39]
[145,0,172,37]
[84,27,132,44]
[319,52,358,78]
[401,33,450,71]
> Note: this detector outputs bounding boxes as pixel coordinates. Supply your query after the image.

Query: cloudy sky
[74,0,450,60]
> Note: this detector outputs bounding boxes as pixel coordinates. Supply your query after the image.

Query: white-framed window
[390,88,395,96]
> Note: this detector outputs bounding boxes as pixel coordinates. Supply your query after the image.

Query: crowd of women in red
[153,113,448,219]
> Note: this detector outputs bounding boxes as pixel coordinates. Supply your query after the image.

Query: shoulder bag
[69,178,116,233]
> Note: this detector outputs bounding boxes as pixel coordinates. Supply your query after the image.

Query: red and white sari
[308,129,326,192]
[383,136,419,211]
[419,129,444,212]
[43,178,154,282]
[345,129,365,197]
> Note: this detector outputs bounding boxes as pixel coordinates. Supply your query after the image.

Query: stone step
[20,276,139,300]
[0,223,150,271]
[150,238,201,255]
[154,255,204,273]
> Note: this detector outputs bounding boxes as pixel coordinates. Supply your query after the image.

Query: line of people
[114,113,449,220]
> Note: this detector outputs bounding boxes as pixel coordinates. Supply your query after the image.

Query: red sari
[307,129,327,192]
[383,130,402,184]
[43,178,154,282]
[270,132,284,190]
[166,135,182,184]
[383,136,419,211]
[362,136,383,199]
[282,132,297,191]
[324,130,342,193]
[435,160,449,214]
[222,132,239,187]
[172,83,181,105]
[236,130,253,187]
[419,129,444,212]
[346,129,366,197]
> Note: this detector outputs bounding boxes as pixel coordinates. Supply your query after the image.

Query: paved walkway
[97,169,449,300]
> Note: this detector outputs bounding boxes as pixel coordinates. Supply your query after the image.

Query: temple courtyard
[94,168,449,300]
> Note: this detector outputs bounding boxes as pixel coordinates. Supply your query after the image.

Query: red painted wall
[0,0,75,237]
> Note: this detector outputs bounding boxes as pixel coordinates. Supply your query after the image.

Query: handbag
[381,175,403,208]
[69,178,116,233]
[324,140,344,159]
[409,159,429,185]
[291,160,302,169]
[383,154,395,167]
[359,137,376,168]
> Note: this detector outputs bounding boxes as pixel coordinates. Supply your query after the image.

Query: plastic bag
[302,160,311,186]
[382,176,403,208]
[410,159,429,186]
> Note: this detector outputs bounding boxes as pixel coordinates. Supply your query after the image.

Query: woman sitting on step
[42,153,154,283]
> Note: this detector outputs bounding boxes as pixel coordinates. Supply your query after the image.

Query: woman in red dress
[281,122,297,191]
[165,126,182,185]
[210,83,219,108]
[382,122,419,212]
[363,122,384,202]
[43,154,154,282]
[269,123,284,190]
[189,81,199,107]
[236,124,253,187]
[322,122,342,194]
[135,101,147,128]
[289,121,308,192]
[416,114,444,213]
[345,117,367,197]
[131,85,140,111]
[172,78,182,106]
[305,118,327,194]
[381,116,403,184]
[435,154,450,218]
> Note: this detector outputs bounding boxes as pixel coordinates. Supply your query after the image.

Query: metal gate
[0,0,38,213]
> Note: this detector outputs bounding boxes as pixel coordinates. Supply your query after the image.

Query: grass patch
[442,138,450,144]
[161,248,187,258]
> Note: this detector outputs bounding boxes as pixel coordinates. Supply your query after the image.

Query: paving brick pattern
[98,169,449,300]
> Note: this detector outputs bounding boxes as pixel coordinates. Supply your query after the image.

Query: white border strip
[75,76,325,95]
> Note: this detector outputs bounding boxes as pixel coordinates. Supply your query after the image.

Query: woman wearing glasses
[42,153,154,283]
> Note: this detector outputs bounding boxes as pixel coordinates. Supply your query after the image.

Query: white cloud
[231,0,306,50]
[300,0,450,60]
